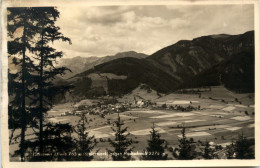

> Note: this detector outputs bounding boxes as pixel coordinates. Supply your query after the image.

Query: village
[47,95,200,119]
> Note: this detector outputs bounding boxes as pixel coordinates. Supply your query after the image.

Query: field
[9,86,255,161]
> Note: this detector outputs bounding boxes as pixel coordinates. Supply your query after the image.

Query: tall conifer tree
[107,112,134,161]
[142,123,167,160]
[8,7,39,161]
[8,7,72,161]
[31,7,71,156]
[176,128,195,160]
[74,111,96,161]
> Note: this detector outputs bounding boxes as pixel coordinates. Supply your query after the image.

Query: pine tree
[30,7,72,157]
[8,7,39,161]
[176,128,195,160]
[74,112,96,161]
[225,134,254,159]
[107,112,134,161]
[8,7,72,161]
[234,133,254,159]
[142,123,167,160]
[24,123,75,161]
[8,70,20,145]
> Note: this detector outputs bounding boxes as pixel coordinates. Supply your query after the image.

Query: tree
[161,104,167,109]
[142,123,167,160]
[176,128,195,160]
[74,112,96,161]
[203,141,215,159]
[30,7,72,156]
[225,134,254,159]
[22,123,75,161]
[234,133,254,159]
[107,112,134,161]
[8,7,39,161]
[8,71,21,145]
[8,7,72,161]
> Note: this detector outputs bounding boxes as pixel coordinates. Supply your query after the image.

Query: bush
[244,111,249,115]
[161,104,167,109]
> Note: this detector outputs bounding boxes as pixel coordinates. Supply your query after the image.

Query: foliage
[28,7,72,156]
[13,123,75,161]
[8,7,41,161]
[175,128,196,160]
[107,112,134,161]
[203,141,215,159]
[142,124,167,160]
[234,134,254,159]
[225,134,254,159]
[8,7,72,161]
[74,112,96,161]
[225,141,235,159]
[161,104,167,109]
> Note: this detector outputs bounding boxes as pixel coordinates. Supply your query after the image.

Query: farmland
[9,86,255,160]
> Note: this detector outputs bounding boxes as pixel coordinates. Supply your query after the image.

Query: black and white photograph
[1,0,260,167]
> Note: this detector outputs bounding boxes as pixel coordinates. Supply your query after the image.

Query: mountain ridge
[58,51,148,79]
[146,31,254,81]
[56,30,254,100]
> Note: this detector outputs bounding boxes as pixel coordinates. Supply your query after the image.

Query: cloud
[53,4,254,58]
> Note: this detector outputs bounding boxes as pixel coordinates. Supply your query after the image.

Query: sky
[53,4,254,58]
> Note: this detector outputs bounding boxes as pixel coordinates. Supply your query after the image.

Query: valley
[9,86,255,160]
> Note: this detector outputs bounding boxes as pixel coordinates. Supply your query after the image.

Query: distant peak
[111,51,148,58]
[209,34,231,40]
[116,51,137,55]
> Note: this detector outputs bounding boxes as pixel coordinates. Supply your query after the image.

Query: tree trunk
[21,36,26,162]
[39,32,44,155]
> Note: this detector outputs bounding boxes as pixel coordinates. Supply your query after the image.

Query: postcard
[1,0,260,167]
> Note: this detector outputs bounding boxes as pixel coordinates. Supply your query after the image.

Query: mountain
[146,31,254,83]
[58,51,148,79]
[178,51,254,93]
[59,31,254,99]
[58,56,100,79]
[93,51,148,65]
[64,57,178,99]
